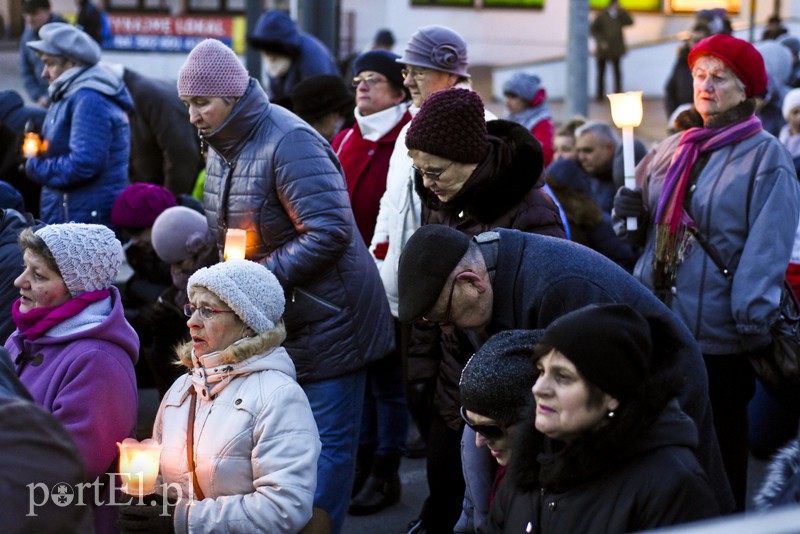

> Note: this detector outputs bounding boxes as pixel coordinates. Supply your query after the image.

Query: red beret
[688,34,767,98]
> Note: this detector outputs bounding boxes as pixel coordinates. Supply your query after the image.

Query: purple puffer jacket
[4,286,139,480]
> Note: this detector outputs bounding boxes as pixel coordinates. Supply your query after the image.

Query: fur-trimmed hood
[754,438,800,510]
[415,119,544,223]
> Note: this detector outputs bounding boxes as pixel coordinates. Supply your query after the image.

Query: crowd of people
[2,4,800,534]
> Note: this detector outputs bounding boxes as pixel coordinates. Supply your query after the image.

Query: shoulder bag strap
[186,389,206,501]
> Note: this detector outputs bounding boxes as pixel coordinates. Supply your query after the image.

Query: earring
[607,410,615,418]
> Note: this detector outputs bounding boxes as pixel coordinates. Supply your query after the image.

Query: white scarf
[355,102,410,142]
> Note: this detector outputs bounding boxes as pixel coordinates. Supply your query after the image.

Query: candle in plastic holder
[224,229,247,261]
[117,438,163,496]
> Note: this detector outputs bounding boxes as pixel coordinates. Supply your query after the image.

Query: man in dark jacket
[0,208,34,342]
[19,0,66,108]
[398,225,735,525]
[105,65,204,196]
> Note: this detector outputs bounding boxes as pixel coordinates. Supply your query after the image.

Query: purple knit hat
[406,88,488,164]
[111,183,177,230]
[178,39,250,97]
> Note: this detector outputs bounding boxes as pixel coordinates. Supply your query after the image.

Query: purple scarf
[653,115,762,286]
[11,289,111,341]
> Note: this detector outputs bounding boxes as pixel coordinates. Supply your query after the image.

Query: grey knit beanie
[502,72,542,104]
[460,329,541,426]
[178,39,249,97]
[187,260,284,334]
[35,223,123,297]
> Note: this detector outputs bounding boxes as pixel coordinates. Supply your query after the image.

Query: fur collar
[704,98,757,128]
[176,322,287,369]
[754,438,800,510]
[415,119,543,223]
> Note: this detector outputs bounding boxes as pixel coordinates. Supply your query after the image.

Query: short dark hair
[531,342,607,408]
[17,227,61,277]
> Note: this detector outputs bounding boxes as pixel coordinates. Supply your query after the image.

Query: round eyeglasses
[183,304,235,321]
[400,67,431,81]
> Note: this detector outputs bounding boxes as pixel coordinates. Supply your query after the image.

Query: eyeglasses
[400,67,431,81]
[422,276,457,327]
[412,161,454,182]
[183,304,235,321]
[460,406,506,441]
[352,74,388,88]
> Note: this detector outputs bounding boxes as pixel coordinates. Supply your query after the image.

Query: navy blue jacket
[202,79,394,383]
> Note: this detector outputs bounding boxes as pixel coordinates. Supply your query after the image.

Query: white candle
[22,133,40,158]
[224,229,247,261]
[118,438,163,496]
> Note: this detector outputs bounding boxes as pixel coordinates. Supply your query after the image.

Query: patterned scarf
[11,289,110,341]
[653,115,762,287]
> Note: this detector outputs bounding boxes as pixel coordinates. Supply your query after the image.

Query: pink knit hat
[111,183,177,230]
[178,39,250,97]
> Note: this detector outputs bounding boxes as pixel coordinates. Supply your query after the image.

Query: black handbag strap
[687,226,732,280]
[187,389,205,501]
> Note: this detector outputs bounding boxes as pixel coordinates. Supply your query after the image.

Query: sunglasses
[460,406,506,441]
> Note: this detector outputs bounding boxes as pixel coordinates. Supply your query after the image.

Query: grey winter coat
[616,115,800,355]
[202,79,395,383]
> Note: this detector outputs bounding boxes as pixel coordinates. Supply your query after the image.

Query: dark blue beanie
[354,50,405,91]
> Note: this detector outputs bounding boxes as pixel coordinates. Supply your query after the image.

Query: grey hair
[575,120,619,146]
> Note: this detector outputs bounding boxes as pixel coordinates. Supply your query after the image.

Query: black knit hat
[405,88,489,164]
[460,329,541,426]
[354,50,406,92]
[398,224,470,323]
[290,74,353,122]
[539,304,651,401]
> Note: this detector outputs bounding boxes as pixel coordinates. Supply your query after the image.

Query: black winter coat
[202,79,395,383]
[409,120,565,431]
[481,401,719,533]
[480,228,734,513]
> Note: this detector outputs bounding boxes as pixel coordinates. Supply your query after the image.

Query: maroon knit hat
[688,34,767,98]
[111,183,177,230]
[178,39,250,97]
[405,88,489,164]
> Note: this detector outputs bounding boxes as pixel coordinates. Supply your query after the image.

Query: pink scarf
[12,289,111,341]
[653,115,762,287]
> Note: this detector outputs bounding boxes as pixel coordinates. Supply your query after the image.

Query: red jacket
[332,110,412,244]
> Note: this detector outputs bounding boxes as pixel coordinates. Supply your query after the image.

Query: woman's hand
[613,187,645,220]
[117,494,176,533]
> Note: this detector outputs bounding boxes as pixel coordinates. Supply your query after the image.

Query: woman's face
[408,149,478,203]
[40,53,77,85]
[465,409,514,466]
[503,94,528,115]
[403,66,456,108]
[355,70,405,117]
[532,349,618,443]
[186,288,249,357]
[553,135,577,161]
[692,55,746,121]
[14,249,70,313]
[788,106,800,135]
[180,96,238,137]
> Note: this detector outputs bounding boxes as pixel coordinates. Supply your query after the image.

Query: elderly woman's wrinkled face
[464,409,515,466]
[692,55,746,121]
[14,249,70,313]
[180,96,238,137]
[40,53,76,85]
[403,66,456,108]
[186,288,249,357]
[532,350,618,444]
[408,149,478,203]
[354,70,406,117]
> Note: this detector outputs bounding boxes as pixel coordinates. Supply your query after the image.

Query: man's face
[403,65,455,108]
[576,132,615,176]
[422,271,493,334]
[24,9,50,33]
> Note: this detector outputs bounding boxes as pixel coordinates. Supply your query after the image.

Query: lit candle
[607,91,644,231]
[22,132,41,158]
[224,229,247,261]
[117,438,163,496]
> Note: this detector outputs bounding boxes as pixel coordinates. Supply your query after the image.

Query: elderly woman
[613,33,800,510]
[456,330,539,533]
[481,304,720,533]
[4,222,138,532]
[25,23,132,227]
[119,260,321,533]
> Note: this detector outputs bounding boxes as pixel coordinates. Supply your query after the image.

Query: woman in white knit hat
[118,259,321,534]
[4,222,138,533]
